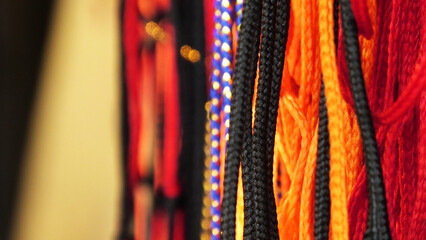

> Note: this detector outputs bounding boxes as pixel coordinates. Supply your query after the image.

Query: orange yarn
[275,0,322,239]
[299,125,319,240]
[318,1,349,240]
[358,0,377,90]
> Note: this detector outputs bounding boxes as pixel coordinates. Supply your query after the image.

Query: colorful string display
[120,0,426,239]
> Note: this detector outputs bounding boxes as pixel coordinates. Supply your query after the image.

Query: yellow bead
[223,72,231,81]
[222,26,231,35]
[221,12,231,21]
[213,82,220,90]
[222,58,231,67]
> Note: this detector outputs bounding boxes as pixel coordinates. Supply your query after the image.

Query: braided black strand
[314,79,331,240]
[339,0,391,239]
[251,0,278,238]
[264,0,291,239]
[313,1,338,239]
[241,6,262,238]
[220,0,262,238]
[333,0,339,48]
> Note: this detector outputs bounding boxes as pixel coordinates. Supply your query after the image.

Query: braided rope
[220,0,262,238]
[264,0,290,238]
[314,81,331,240]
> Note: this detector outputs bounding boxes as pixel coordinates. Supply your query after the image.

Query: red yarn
[373,51,426,125]
[350,0,373,39]
[161,24,181,198]
[381,124,401,239]
[348,1,426,239]
[123,0,142,196]
[412,92,426,239]
[348,169,368,240]
[368,0,391,114]
[151,210,170,240]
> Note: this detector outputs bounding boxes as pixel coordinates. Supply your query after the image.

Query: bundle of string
[275,0,336,240]
[220,0,291,238]
[215,0,425,239]
[346,0,426,239]
[220,0,262,237]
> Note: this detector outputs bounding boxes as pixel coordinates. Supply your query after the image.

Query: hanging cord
[314,1,337,239]
[210,1,223,239]
[220,0,262,238]
[313,80,331,240]
[239,0,262,238]
[333,0,339,48]
[241,15,261,240]
[241,58,256,240]
[264,0,291,238]
[219,0,235,175]
[237,0,262,239]
[339,0,391,239]
[251,0,278,237]
[318,0,349,238]
[218,0,237,237]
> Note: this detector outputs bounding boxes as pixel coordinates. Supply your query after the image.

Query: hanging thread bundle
[119,0,426,239]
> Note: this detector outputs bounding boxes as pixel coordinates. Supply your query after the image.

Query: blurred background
[1,0,122,239]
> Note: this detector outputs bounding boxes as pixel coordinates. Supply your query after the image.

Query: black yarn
[314,80,331,240]
[333,0,339,48]
[251,0,278,238]
[339,0,391,240]
[241,86,256,240]
[221,0,291,238]
[241,6,262,237]
[264,0,291,239]
[220,0,263,238]
[313,1,337,239]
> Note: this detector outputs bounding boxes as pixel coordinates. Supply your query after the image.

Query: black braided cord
[314,80,331,240]
[264,0,291,239]
[339,0,391,239]
[251,0,278,238]
[241,1,262,236]
[220,0,262,238]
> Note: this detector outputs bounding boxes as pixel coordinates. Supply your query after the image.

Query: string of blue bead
[209,0,223,239]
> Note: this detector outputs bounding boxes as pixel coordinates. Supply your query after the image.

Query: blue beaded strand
[209,0,223,239]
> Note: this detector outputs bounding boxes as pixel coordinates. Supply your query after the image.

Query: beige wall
[12,0,122,239]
